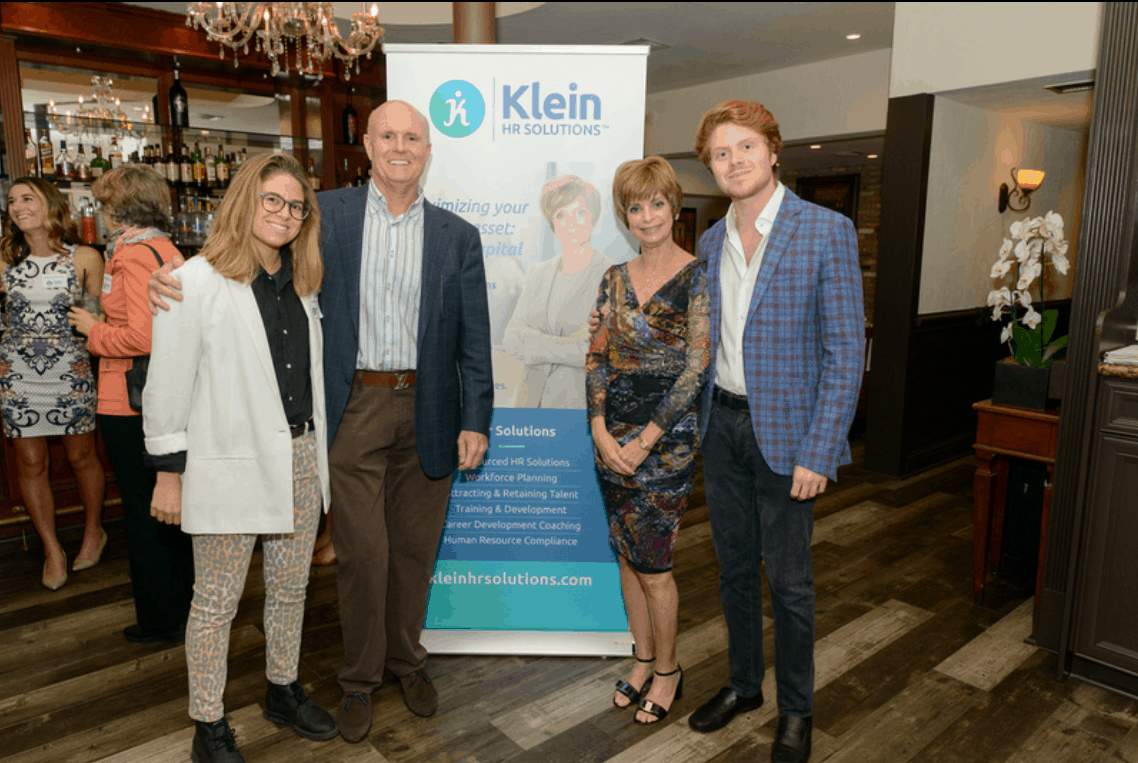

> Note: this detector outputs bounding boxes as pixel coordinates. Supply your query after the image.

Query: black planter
[992,360,1051,410]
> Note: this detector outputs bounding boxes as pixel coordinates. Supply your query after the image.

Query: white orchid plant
[987,211,1070,368]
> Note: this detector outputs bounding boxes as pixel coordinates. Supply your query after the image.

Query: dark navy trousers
[701,398,816,717]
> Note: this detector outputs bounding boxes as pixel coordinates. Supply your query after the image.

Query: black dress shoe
[771,715,812,763]
[263,681,338,741]
[689,687,764,733]
[123,623,185,643]
[191,717,245,763]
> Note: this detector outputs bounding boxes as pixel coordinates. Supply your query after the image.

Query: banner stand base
[422,629,634,656]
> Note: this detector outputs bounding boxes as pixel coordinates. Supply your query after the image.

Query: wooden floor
[3,440,1138,763]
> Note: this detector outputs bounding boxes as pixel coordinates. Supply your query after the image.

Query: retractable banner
[384,44,648,655]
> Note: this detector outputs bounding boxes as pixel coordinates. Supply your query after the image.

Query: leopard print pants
[186,429,321,721]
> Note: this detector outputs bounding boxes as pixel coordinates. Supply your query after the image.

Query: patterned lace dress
[586,259,710,573]
[0,245,97,437]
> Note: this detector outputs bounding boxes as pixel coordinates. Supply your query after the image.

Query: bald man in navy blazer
[318,101,492,742]
[687,101,864,763]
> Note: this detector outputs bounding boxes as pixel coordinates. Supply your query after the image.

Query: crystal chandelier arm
[187,2,265,52]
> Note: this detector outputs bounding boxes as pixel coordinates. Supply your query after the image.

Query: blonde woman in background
[2,176,105,590]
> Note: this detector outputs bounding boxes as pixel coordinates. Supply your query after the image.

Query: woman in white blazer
[143,154,335,763]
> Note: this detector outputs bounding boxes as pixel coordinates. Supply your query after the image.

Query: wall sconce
[999,167,1045,213]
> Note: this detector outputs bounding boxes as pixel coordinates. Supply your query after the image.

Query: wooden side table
[972,399,1060,604]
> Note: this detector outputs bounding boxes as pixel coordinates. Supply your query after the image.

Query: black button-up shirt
[253,251,312,428]
[147,251,312,474]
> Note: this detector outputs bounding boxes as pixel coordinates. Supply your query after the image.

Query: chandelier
[185,3,384,81]
[48,76,149,141]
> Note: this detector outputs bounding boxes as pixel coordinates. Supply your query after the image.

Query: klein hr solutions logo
[500,81,604,137]
[429,80,486,138]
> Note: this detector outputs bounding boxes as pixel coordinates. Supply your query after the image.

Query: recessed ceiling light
[810,144,822,150]
[867,154,878,159]
[846,33,861,40]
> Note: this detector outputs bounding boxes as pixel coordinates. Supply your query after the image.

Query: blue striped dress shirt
[358,182,425,371]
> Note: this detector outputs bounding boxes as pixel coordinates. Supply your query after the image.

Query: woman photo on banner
[504,174,613,408]
[587,157,709,725]
[143,153,337,762]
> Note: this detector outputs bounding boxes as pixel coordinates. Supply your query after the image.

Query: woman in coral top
[69,164,194,643]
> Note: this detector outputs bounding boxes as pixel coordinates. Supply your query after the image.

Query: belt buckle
[394,371,413,390]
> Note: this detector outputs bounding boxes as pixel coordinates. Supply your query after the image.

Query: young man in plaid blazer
[686,100,864,763]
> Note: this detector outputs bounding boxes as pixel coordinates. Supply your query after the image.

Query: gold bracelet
[637,435,650,450]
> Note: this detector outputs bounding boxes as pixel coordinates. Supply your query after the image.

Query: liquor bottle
[307,156,322,191]
[205,146,217,188]
[90,147,106,179]
[216,145,229,188]
[24,130,38,177]
[179,143,193,189]
[192,142,206,190]
[169,68,189,128]
[343,98,359,144]
[80,201,97,245]
[38,130,54,177]
[108,136,123,169]
[353,165,365,187]
[340,158,351,188]
[56,141,73,180]
[75,144,91,181]
[165,144,179,186]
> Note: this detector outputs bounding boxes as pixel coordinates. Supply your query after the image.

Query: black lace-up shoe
[263,681,338,741]
[190,717,245,763]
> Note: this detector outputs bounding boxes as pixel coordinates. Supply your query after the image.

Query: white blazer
[143,256,331,534]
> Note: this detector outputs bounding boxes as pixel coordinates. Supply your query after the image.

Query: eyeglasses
[260,192,311,220]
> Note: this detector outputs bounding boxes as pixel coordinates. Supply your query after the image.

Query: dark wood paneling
[863,94,935,477]
[1038,1,1138,655]
[0,35,28,179]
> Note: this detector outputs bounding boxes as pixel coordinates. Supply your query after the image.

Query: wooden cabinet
[1072,377,1138,679]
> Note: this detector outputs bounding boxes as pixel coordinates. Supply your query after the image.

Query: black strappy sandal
[613,655,655,709]
[634,666,683,724]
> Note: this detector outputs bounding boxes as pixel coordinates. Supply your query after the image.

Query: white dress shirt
[358,181,425,372]
[715,182,786,395]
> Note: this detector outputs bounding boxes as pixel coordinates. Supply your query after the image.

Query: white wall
[918,97,1086,315]
[890,2,1101,98]
[645,48,891,156]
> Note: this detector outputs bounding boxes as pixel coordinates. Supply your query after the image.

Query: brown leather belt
[355,370,416,389]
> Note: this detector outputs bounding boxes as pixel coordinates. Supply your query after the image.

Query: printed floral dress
[586,259,710,573]
[0,246,97,437]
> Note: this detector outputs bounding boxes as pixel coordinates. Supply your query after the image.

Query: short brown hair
[539,175,601,230]
[93,164,172,232]
[199,153,323,296]
[611,157,682,229]
[694,100,782,165]
[1,177,79,266]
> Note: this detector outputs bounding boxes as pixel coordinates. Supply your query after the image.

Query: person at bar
[2,177,105,590]
[70,164,194,639]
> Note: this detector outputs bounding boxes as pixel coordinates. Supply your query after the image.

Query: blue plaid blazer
[697,189,864,481]
[317,185,493,479]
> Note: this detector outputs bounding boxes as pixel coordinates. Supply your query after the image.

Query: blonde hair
[611,157,683,229]
[1,177,79,266]
[199,153,323,296]
[92,164,172,231]
[539,175,601,230]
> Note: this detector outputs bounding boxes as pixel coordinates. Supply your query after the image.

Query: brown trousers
[331,381,452,695]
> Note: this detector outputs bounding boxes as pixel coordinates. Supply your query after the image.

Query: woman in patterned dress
[143,154,335,763]
[1,177,106,590]
[587,157,710,724]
